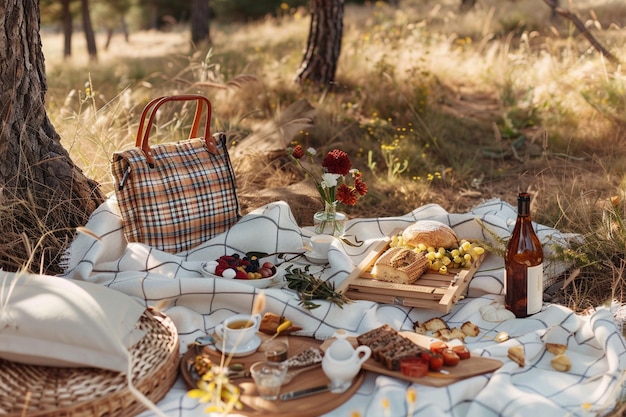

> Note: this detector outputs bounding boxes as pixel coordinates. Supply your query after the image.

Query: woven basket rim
[0,308,179,417]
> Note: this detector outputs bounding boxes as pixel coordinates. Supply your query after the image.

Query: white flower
[321,173,340,189]
[307,147,317,156]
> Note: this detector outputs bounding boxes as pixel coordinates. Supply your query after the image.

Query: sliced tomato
[441,348,460,366]
[452,345,471,360]
[429,341,448,354]
[400,357,429,378]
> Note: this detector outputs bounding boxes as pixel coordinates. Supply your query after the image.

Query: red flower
[291,145,305,159]
[336,183,358,205]
[354,176,368,196]
[322,149,352,176]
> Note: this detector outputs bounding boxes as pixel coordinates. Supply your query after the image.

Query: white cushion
[0,271,146,373]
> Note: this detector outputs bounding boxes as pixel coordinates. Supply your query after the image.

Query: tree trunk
[121,16,130,42]
[105,28,113,50]
[81,0,98,61]
[149,1,159,30]
[191,0,211,46]
[459,0,477,13]
[0,0,105,273]
[548,0,559,19]
[62,0,72,58]
[295,0,344,87]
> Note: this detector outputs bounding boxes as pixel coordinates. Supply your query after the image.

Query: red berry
[235,270,248,279]
[292,145,305,159]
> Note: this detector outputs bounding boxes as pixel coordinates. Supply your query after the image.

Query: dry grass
[22,1,626,310]
[0,0,619,412]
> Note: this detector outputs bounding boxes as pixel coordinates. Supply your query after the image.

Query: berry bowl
[200,259,279,289]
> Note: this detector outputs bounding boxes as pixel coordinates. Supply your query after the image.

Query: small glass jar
[264,340,289,363]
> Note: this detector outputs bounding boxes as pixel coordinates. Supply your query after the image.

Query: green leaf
[283,265,350,310]
[245,251,270,259]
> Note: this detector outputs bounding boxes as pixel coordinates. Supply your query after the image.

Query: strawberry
[235,270,248,279]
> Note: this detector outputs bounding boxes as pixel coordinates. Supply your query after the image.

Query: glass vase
[313,202,346,236]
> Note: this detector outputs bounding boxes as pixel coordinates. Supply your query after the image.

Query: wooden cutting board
[338,228,486,313]
[180,335,364,417]
[321,332,502,388]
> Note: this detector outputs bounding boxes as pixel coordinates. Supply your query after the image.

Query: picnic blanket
[61,197,626,417]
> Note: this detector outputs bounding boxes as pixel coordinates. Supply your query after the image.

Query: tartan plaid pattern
[111,133,240,253]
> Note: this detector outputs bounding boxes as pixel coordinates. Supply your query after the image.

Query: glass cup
[250,361,287,400]
[263,340,289,363]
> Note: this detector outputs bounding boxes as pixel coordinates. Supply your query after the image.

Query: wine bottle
[504,192,544,318]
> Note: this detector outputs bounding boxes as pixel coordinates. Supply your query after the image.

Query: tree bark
[191,0,211,46]
[295,0,344,87]
[81,0,98,61]
[0,0,105,273]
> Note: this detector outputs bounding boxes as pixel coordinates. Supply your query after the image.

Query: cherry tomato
[441,348,460,366]
[430,341,448,354]
[452,345,471,360]
[421,351,444,371]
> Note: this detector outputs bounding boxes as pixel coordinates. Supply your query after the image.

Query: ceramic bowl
[200,263,278,289]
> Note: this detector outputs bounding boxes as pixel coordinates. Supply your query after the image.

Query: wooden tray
[321,332,502,388]
[181,336,364,417]
[337,229,485,313]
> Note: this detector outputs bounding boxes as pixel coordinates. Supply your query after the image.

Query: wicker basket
[0,308,179,417]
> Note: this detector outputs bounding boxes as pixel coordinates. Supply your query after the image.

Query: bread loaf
[356,324,398,345]
[371,247,429,284]
[259,312,302,335]
[357,325,427,371]
[402,220,458,248]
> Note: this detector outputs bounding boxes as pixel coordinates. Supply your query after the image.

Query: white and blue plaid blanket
[62,197,626,417]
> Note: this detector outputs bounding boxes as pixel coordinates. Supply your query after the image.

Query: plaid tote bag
[111,95,240,253]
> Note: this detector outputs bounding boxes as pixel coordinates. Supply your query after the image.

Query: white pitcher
[322,330,371,393]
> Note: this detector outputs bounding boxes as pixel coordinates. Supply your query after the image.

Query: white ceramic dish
[305,252,329,264]
[200,262,278,289]
[209,334,262,357]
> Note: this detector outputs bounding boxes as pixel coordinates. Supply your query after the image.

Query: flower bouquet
[287,145,368,235]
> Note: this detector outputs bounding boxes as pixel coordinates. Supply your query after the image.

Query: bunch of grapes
[390,237,486,274]
[205,253,275,280]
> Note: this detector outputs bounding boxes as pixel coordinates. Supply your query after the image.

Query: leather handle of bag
[135,94,217,166]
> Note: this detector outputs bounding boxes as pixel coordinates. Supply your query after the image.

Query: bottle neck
[517,193,531,217]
